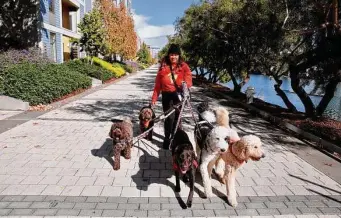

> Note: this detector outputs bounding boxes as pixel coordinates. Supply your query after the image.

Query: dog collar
[229,145,245,164]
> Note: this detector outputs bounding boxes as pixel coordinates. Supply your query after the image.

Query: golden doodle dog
[221,135,265,207]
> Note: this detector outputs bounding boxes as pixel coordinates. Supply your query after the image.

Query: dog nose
[220,148,226,152]
[261,153,266,158]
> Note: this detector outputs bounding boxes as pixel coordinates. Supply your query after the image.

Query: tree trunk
[273,76,298,112]
[194,68,199,77]
[199,67,205,77]
[238,74,250,88]
[230,73,241,93]
[316,78,340,116]
[289,63,315,117]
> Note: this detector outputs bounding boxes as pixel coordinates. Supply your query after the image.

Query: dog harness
[229,145,245,164]
[172,155,198,174]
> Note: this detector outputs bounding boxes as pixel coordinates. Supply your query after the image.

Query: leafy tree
[78,9,105,59]
[99,0,137,61]
[172,0,341,118]
[118,2,137,60]
[137,42,152,64]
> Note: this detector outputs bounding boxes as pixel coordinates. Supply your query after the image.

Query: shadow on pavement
[91,138,115,168]
[65,99,150,122]
[289,174,341,198]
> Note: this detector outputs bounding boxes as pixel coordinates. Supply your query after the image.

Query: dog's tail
[214,107,230,128]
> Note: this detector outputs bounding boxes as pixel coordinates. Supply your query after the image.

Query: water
[219,74,341,121]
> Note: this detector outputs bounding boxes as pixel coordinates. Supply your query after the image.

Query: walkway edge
[0,67,152,134]
[209,87,341,161]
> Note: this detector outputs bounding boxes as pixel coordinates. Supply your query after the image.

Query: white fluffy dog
[195,124,240,198]
[221,135,265,207]
[197,103,233,183]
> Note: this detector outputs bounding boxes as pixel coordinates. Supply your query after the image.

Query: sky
[132,0,200,51]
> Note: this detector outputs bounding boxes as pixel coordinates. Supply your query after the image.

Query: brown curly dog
[109,117,133,170]
[139,106,155,141]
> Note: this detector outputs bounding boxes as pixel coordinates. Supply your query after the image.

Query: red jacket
[152,62,192,103]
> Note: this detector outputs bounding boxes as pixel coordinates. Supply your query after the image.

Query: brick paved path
[0,66,340,217]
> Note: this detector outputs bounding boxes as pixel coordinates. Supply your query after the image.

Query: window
[50,32,57,62]
[49,0,54,13]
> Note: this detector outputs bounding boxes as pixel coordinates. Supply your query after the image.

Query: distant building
[114,0,132,14]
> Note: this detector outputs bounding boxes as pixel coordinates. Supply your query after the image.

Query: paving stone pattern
[0,66,341,217]
[0,195,340,216]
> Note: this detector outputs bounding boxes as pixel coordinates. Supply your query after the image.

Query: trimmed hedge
[2,63,92,106]
[92,57,126,78]
[64,59,114,82]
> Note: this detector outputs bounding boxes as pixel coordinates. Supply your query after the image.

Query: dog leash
[168,82,200,150]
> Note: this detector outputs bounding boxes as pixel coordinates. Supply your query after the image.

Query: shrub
[2,63,91,105]
[123,64,133,73]
[64,59,113,82]
[114,62,133,73]
[124,60,140,73]
[92,57,126,78]
[0,48,51,71]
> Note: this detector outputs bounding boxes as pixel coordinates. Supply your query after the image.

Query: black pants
[162,92,182,141]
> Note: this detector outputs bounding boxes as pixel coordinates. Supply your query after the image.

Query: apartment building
[39,0,85,63]
[39,0,132,63]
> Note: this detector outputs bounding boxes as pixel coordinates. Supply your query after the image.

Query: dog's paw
[113,165,120,171]
[227,197,238,208]
[175,186,181,192]
[204,191,213,198]
[186,200,192,208]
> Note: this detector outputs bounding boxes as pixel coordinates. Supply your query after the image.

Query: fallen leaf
[324,163,333,167]
[33,122,39,125]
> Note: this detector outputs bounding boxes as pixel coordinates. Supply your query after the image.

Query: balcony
[62,0,78,32]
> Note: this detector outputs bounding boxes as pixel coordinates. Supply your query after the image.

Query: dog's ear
[242,146,249,160]
[151,109,156,119]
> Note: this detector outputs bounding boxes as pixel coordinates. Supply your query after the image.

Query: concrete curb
[0,95,29,111]
[208,87,341,160]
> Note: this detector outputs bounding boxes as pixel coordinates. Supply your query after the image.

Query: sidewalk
[0,66,340,217]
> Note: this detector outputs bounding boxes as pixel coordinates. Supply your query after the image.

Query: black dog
[194,102,214,155]
[139,106,155,141]
[171,128,198,208]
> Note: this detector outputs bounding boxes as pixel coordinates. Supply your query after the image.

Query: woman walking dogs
[151,44,193,149]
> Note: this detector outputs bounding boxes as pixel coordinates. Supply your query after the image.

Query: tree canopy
[160,0,341,118]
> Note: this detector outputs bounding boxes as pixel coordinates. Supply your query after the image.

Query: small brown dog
[109,117,133,170]
[139,106,155,141]
[220,135,265,207]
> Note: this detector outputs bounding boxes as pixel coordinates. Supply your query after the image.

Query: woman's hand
[150,101,156,108]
